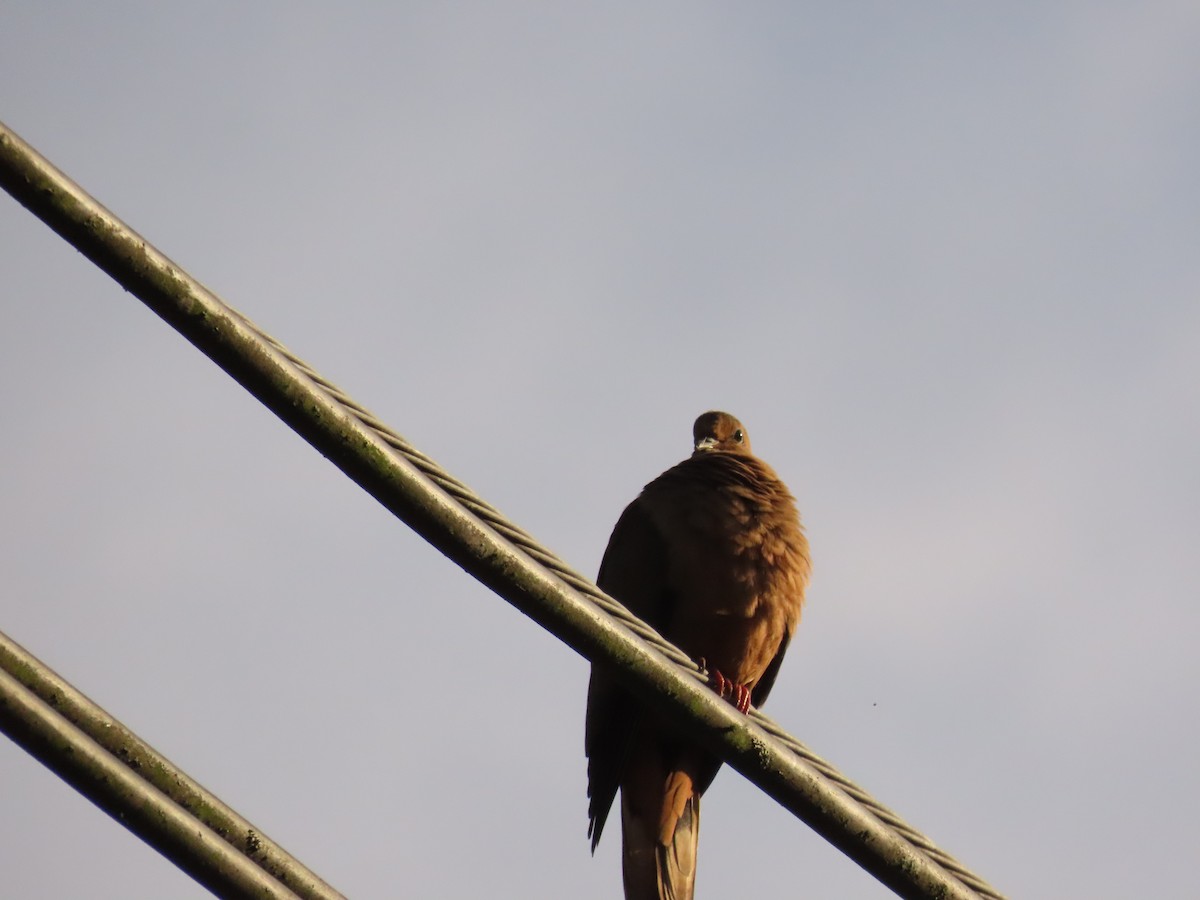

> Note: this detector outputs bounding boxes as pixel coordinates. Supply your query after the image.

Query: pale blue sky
[2,4,1198,898]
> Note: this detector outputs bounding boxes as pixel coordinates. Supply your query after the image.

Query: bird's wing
[586,496,674,850]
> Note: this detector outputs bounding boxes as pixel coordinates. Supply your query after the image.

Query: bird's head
[692,410,751,455]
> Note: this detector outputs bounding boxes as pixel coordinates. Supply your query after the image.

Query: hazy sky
[3,4,1198,898]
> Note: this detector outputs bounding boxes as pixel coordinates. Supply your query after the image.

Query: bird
[585,410,811,900]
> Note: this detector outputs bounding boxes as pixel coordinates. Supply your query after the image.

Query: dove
[586,411,811,900]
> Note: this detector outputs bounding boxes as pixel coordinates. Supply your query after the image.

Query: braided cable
[244,300,1002,896]
[214,204,1004,900]
[255,312,1003,899]
[1,119,1004,900]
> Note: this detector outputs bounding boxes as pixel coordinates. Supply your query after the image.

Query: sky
[2,4,1198,898]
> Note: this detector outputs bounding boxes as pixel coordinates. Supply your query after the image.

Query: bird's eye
[733,429,744,443]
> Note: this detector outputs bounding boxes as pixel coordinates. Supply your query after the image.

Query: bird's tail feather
[621,783,699,900]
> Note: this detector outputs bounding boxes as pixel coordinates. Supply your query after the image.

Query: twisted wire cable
[0,631,343,900]
[235,305,1002,898]
[0,119,1004,900]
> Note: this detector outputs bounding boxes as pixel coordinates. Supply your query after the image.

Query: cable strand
[0,118,1005,900]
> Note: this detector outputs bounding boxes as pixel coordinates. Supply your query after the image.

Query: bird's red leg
[730,683,752,714]
[697,658,752,713]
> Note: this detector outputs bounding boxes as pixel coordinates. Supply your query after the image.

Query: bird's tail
[621,770,700,900]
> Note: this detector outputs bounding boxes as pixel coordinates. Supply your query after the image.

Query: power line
[0,633,341,900]
[0,119,1005,900]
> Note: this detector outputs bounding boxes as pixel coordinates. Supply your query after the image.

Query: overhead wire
[0,119,1005,900]
[0,633,339,900]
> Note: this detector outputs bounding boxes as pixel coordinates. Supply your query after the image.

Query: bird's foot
[721,677,752,714]
[697,658,753,714]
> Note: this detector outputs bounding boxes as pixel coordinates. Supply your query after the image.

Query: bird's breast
[644,472,809,684]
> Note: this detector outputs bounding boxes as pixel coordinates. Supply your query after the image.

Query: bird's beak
[694,437,718,452]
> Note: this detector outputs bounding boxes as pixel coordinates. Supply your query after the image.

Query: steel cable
[1,119,1004,900]
[0,635,332,900]
[233,302,1001,897]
